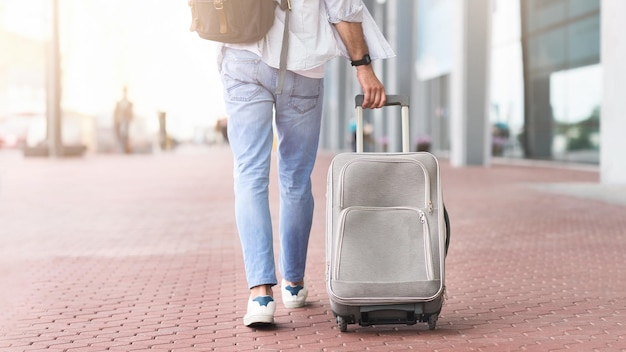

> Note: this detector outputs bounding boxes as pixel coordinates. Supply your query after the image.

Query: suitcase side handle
[355,94,410,152]
[355,94,409,108]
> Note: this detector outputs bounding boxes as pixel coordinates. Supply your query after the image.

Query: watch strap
[351,54,371,67]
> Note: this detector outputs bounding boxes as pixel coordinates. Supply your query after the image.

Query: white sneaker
[243,296,275,327]
[281,279,308,309]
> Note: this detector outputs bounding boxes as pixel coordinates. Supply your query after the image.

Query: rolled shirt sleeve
[325,0,364,23]
[325,0,395,61]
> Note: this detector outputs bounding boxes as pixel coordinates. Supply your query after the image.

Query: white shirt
[224,0,395,79]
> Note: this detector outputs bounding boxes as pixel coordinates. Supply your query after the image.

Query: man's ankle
[285,280,304,287]
[250,284,273,298]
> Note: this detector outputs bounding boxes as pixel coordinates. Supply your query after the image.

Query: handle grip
[354,94,411,153]
[355,94,409,108]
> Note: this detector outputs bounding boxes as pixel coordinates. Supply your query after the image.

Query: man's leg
[274,72,324,290]
[221,48,277,291]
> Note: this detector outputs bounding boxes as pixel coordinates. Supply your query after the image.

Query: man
[113,86,133,154]
[218,0,394,326]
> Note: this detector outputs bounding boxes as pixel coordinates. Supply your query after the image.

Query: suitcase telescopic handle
[354,94,410,153]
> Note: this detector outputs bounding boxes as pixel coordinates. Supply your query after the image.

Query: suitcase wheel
[337,316,348,332]
[427,313,438,330]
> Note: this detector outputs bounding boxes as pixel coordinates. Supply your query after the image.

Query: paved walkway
[1,145,625,351]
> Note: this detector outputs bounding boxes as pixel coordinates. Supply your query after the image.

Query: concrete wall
[449,0,492,167]
[601,0,626,184]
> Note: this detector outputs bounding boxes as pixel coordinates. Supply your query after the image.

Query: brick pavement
[0,145,625,351]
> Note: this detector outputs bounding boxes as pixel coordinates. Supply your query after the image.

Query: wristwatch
[351,54,371,67]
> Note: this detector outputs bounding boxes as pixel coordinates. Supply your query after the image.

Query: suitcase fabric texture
[325,95,449,332]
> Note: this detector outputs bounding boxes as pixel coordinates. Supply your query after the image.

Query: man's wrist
[351,53,371,67]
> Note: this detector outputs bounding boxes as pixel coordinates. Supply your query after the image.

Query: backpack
[188,0,280,44]
[188,0,291,94]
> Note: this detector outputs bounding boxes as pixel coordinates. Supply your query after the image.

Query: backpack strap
[275,0,291,95]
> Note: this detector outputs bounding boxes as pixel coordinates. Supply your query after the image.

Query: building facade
[320,0,625,183]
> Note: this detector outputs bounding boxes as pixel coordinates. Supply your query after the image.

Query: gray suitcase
[325,95,449,332]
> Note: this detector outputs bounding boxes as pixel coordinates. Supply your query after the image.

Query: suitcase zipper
[337,157,434,213]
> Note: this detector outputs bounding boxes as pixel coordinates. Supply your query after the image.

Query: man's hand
[356,65,386,109]
[333,21,387,109]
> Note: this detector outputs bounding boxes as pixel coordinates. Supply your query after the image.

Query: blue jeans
[220,48,324,289]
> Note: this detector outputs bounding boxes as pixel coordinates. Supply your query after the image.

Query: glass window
[567,16,600,65]
[568,0,600,18]
[492,0,521,44]
[528,28,567,71]
[525,0,567,32]
[490,0,524,157]
[415,0,454,80]
[550,64,601,163]
[490,44,524,157]
[520,0,600,163]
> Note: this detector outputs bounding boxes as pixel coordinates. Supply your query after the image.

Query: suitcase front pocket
[337,157,433,212]
[334,206,434,283]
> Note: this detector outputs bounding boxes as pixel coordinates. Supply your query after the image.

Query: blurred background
[0,0,226,154]
[1,0,624,184]
[322,0,602,163]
